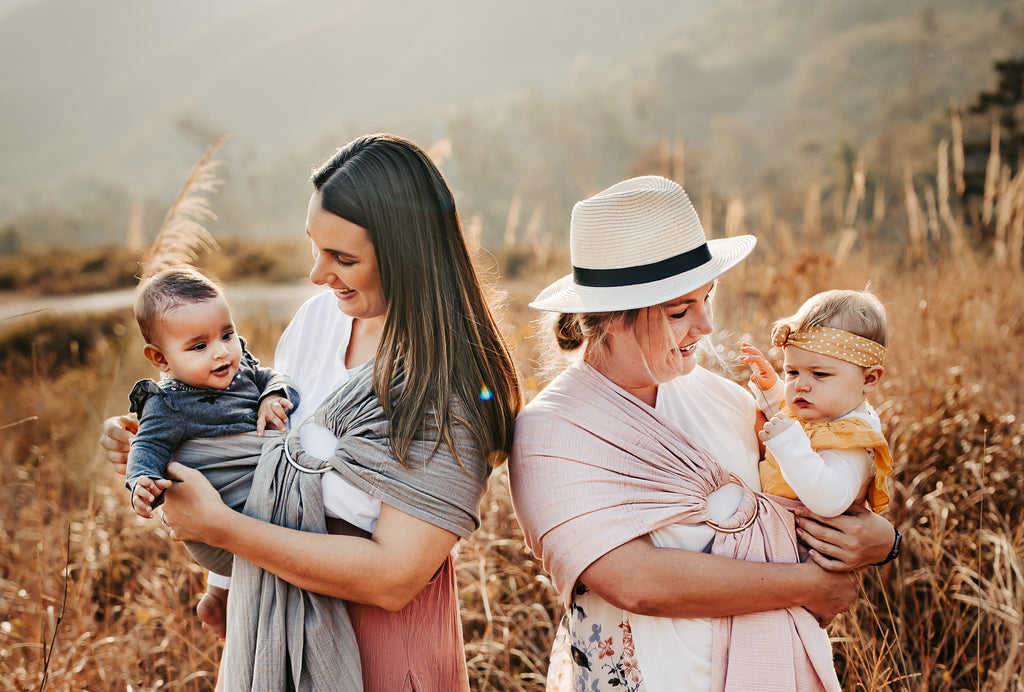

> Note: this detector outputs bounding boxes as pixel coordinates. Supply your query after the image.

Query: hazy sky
[0,0,713,209]
[1,0,1019,246]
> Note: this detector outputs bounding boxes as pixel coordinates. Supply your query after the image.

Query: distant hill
[421,0,1024,245]
[639,0,1024,189]
[0,0,1020,249]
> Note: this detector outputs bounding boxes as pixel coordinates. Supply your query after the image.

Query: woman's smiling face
[598,282,715,395]
[306,191,386,321]
[656,282,715,380]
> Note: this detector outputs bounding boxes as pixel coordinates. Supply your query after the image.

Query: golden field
[2,139,1023,691]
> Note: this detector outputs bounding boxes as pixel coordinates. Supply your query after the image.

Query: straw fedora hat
[531,175,756,313]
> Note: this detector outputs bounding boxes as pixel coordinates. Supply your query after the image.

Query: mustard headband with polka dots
[771,325,886,367]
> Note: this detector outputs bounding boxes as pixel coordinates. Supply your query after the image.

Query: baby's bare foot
[197,587,227,640]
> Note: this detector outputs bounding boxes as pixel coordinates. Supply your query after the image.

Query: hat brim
[530,235,756,313]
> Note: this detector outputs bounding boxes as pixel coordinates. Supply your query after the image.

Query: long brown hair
[312,133,521,467]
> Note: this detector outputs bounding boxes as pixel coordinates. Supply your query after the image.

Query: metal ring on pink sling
[703,473,758,534]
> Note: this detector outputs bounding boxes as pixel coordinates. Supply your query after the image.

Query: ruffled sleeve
[129,379,169,415]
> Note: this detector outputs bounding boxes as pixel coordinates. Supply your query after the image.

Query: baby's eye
[190,343,207,352]
[814,371,831,378]
[222,330,235,341]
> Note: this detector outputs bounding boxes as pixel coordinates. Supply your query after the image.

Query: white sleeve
[763,423,873,517]
[207,572,231,589]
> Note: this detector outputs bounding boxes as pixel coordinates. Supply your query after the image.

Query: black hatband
[573,243,712,288]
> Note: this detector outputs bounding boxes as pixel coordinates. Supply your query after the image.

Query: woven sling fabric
[172,431,279,576]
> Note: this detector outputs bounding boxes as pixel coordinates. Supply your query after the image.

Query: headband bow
[771,325,885,367]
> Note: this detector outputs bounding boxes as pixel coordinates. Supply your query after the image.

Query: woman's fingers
[162,462,228,543]
[164,461,202,483]
[804,546,854,572]
[796,504,895,571]
[99,414,138,474]
[795,513,855,571]
[803,563,858,625]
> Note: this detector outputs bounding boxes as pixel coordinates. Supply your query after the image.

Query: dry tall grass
[2,129,1023,690]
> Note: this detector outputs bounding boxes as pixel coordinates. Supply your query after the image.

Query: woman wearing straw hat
[508,176,899,691]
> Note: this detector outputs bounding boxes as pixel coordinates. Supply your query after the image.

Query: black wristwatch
[873,527,902,566]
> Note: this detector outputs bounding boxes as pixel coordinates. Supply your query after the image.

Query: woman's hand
[99,413,138,476]
[795,503,896,571]
[161,462,457,610]
[799,561,858,627]
[161,462,231,544]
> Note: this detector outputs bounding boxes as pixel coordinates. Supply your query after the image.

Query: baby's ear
[863,364,884,391]
[143,343,170,372]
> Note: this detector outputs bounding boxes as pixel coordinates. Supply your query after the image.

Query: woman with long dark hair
[103,133,521,690]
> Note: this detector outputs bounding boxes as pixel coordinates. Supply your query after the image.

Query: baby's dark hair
[776,288,887,346]
[134,267,223,344]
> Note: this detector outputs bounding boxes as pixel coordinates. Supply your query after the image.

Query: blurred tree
[964,56,1024,200]
[0,226,20,255]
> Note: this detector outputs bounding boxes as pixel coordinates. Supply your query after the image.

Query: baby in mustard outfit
[740,289,893,518]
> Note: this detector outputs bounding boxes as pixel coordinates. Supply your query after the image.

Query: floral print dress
[546,583,647,692]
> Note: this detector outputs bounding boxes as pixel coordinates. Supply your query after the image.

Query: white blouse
[274,290,381,533]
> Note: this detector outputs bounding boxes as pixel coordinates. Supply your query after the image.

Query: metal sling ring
[703,473,758,534]
[284,439,332,474]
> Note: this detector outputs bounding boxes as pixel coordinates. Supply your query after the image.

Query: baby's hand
[257,394,293,436]
[740,342,779,391]
[132,476,173,518]
[758,411,795,443]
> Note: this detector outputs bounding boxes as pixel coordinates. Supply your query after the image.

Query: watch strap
[873,527,902,566]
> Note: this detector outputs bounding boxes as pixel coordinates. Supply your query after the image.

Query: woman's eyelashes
[668,295,711,320]
[327,250,355,267]
[310,242,354,267]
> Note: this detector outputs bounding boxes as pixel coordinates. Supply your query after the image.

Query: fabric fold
[173,431,283,576]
